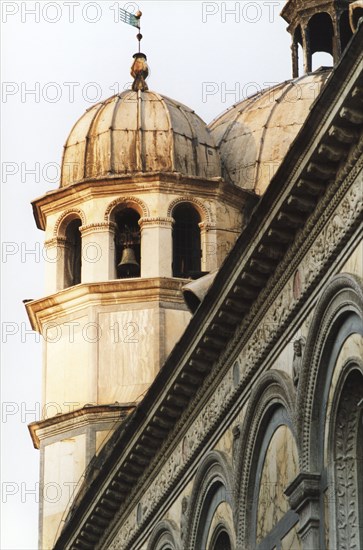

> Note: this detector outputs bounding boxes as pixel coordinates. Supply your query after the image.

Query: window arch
[113,207,141,279]
[308,12,334,70]
[184,451,235,549]
[235,370,297,548]
[172,203,201,278]
[146,519,180,550]
[210,527,232,550]
[64,218,82,288]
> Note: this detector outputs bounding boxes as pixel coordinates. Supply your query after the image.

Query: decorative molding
[80,222,116,236]
[198,221,216,232]
[138,217,174,228]
[53,208,86,238]
[183,451,235,550]
[284,472,321,547]
[146,519,180,550]
[44,236,67,248]
[333,371,363,550]
[104,196,149,221]
[235,370,297,548]
[167,196,211,223]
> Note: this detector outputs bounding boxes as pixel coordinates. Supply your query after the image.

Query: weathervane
[119,6,149,92]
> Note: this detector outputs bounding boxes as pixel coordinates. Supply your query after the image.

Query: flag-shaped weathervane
[120,7,143,51]
[119,7,141,28]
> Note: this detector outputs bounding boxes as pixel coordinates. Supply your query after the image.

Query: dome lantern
[281,0,355,77]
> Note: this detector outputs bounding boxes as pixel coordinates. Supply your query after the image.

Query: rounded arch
[235,370,297,548]
[184,450,235,550]
[53,208,86,238]
[167,196,211,224]
[209,524,233,550]
[296,273,363,471]
[307,12,334,56]
[147,519,180,550]
[104,196,149,222]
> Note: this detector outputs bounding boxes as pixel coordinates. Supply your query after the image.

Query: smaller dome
[208,70,331,195]
[61,91,221,187]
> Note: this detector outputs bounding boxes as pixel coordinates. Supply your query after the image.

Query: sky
[1,1,332,548]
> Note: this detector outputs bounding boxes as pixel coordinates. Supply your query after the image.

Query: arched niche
[235,370,298,549]
[250,409,300,549]
[184,451,235,550]
[63,218,82,287]
[294,274,363,548]
[112,207,141,279]
[147,519,180,550]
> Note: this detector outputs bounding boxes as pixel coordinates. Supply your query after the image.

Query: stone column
[199,222,218,272]
[285,472,321,549]
[331,11,341,64]
[80,222,116,283]
[292,38,299,78]
[139,217,174,278]
[302,26,312,74]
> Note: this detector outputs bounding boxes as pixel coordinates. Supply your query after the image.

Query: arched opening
[308,12,334,55]
[114,207,141,279]
[211,530,232,550]
[308,13,334,70]
[64,219,82,288]
[172,203,201,278]
[340,10,353,52]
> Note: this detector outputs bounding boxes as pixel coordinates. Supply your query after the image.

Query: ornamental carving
[80,222,116,236]
[104,196,149,221]
[53,208,86,238]
[334,374,362,550]
[167,196,211,223]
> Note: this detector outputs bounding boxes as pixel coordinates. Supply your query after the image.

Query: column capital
[285,472,321,548]
[139,216,174,229]
[80,222,117,237]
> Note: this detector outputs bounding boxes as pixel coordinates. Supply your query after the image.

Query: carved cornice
[25,278,188,333]
[28,404,134,449]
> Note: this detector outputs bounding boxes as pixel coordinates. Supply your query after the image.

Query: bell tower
[26,55,253,549]
[281,0,355,77]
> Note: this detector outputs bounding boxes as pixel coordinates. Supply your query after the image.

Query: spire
[281,0,355,77]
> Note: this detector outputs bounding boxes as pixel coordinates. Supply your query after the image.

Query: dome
[208,69,331,195]
[60,90,221,187]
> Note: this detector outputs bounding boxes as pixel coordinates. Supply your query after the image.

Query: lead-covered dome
[208,69,331,195]
[60,90,221,187]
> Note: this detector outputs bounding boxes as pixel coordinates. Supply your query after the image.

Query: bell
[117,247,140,278]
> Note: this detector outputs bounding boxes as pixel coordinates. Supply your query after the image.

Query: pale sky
[1,1,332,548]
